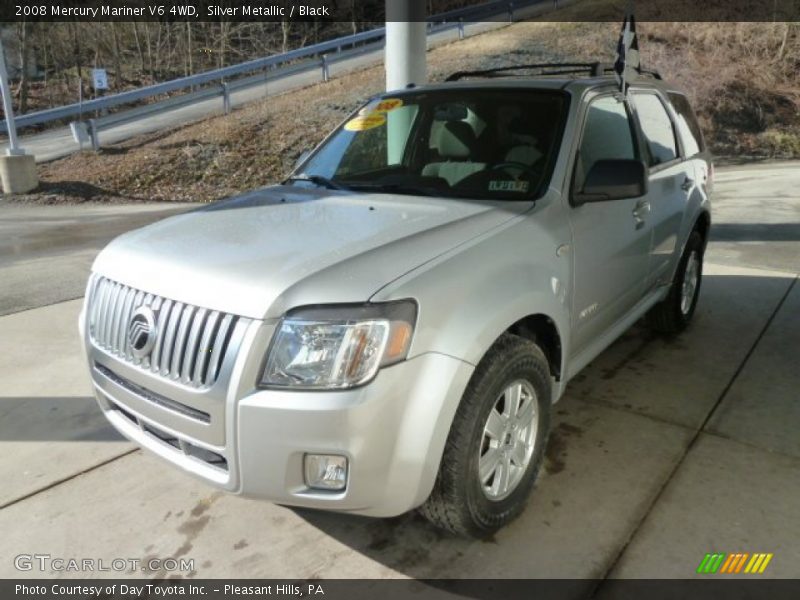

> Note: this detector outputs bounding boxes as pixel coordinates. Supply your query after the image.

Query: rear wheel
[647,230,705,334]
[419,333,551,537]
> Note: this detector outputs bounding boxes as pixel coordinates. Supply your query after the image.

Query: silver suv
[80,63,712,537]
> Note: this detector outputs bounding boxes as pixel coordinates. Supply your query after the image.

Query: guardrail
[1,0,555,143]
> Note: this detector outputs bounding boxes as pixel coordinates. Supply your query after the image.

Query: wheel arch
[505,313,563,382]
[694,210,711,247]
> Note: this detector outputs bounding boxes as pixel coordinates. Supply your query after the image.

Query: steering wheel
[489,161,538,177]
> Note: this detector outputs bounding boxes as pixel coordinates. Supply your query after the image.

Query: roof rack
[445,62,662,82]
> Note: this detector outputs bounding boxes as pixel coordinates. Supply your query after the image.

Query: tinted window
[668,92,704,156]
[575,95,636,191]
[633,93,678,166]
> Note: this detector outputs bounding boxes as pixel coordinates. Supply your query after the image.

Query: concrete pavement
[0,161,798,584]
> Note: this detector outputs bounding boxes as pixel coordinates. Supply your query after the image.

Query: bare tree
[131,22,145,78]
[110,22,123,89]
[185,22,193,76]
[281,20,290,53]
[14,20,30,113]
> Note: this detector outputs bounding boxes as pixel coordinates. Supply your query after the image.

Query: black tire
[419,333,551,538]
[647,230,705,334]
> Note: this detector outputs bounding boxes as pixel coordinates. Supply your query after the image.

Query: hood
[93,185,531,319]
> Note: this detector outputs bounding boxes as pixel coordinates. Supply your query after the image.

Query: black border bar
[4,579,800,600]
[2,0,799,22]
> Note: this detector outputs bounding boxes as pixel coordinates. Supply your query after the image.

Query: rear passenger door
[568,93,652,357]
[630,91,695,290]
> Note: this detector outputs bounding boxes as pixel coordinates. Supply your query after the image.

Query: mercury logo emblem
[128,306,157,359]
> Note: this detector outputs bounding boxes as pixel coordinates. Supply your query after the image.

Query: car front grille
[88,275,239,389]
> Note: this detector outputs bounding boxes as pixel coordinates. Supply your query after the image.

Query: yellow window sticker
[374,98,404,112]
[358,98,404,116]
[344,113,387,132]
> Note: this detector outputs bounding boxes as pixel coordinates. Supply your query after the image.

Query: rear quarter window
[667,92,705,157]
[632,93,679,167]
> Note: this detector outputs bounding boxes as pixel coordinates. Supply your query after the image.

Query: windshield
[293,89,568,200]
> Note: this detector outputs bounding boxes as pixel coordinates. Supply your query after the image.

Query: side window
[668,92,704,157]
[633,93,678,166]
[574,95,636,191]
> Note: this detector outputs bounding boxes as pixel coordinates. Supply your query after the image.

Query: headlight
[261,301,417,390]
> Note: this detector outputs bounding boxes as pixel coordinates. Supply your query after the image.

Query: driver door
[568,94,653,357]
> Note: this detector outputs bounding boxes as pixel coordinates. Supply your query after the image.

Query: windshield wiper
[284,175,348,191]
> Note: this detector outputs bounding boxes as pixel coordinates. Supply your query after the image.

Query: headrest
[437,121,477,159]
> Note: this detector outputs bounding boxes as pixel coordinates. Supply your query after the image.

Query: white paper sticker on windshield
[489,180,530,193]
[344,113,387,131]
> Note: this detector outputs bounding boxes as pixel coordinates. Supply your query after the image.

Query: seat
[498,115,544,179]
[502,144,543,179]
[422,121,486,186]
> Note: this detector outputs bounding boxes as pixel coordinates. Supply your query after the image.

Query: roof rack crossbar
[445,61,662,82]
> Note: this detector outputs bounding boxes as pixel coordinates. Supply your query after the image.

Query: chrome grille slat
[115,286,135,355]
[182,308,207,384]
[88,276,240,389]
[106,283,123,347]
[194,311,221,386]
[107,284,125,353]
[88,278,104,333]
[95,281,113,344]
[87,274,102,314]
[161,302,184,376]
[150,298,171,372]
[170,305,196,379]
[206,313,235,386]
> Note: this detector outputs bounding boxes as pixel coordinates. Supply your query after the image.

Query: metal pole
[88,118,100,152]
[0,39,23,155]
[321,54,330,82]
[385,0,427,91]
[221,81,230,114]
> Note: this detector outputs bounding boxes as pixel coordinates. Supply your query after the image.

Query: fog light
[304,454,348,491]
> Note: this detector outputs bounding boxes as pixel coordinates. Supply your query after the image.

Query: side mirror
[293,149,311,172]
[573,159,647,206]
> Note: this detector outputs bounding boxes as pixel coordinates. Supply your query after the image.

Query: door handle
[632,199,650,229]
[632,199,650,215]
[681,177,695,192]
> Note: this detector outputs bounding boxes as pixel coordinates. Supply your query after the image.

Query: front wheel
[419,333,551,537]
[647,230,705,334]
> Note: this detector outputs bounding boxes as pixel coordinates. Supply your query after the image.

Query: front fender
[372,207,572,397]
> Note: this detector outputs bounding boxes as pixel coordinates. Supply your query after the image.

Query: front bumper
[83,308,473,517]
